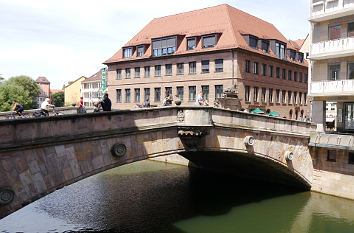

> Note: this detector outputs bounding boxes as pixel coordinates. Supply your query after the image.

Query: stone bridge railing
[0,107,316,218]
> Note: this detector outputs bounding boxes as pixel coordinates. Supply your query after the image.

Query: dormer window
[152,36,176,57]
[298,52,304,63]
[137,45,145,57]
[289,49,296,61]
[261,40,269,53]
[275,41,286,60]
[202,34,216,48]
[249,36,258,49]
[123,47,133,58]
[187,37,196,50]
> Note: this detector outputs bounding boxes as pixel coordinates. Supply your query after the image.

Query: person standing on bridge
[163,91,173,106]
[100,93,112,111]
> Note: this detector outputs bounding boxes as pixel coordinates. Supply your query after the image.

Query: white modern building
[81,70,102,107]
[309,0,354,132]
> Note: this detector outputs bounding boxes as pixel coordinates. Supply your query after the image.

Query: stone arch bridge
[0,107,315,218]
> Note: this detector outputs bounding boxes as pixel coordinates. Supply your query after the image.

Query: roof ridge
[224,4,238,47]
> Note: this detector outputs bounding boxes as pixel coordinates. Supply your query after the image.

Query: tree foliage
[51,91,64,107]
[0,76,40,111]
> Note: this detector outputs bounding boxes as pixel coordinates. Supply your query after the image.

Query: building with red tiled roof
[36,76,51,108]
[81,70,103,107]
[105,4,309,119]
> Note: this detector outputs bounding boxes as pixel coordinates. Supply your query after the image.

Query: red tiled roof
[36,76,50,83]
[82,70,102,83]
[104,4,305,66]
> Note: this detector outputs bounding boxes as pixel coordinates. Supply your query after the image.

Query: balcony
[311,0,354,22]
[310,79,354,96]
[310,37,354,60]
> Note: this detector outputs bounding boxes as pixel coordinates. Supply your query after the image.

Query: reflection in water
[0,160,354,233]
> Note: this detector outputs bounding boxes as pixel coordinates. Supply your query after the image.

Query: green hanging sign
[101,67,107,99]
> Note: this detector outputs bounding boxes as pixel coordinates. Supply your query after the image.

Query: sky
[0,0,309,89]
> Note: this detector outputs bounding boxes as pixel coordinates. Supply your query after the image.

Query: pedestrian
[79,97,83,108]
[163,91,173,106]
[143,98,150,108]
[100,93,112,111]
[11,101,24,116]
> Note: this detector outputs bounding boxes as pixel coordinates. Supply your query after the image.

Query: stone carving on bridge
[177,110,184,122]
[214,85,242,111]
[178,127,208,150]
[0,188,14,205]
[243,136,255,146]
[111,143,127,157]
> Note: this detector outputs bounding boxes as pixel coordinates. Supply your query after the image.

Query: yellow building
[64,76,86,106]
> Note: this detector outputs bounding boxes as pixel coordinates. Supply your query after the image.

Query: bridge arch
[0,107,315,218]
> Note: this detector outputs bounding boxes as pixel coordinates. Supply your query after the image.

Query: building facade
[105,4,309,119]
[81,70,102,107]
[309,0,354,132]
[64,76,86,106]
[36,76,50,108]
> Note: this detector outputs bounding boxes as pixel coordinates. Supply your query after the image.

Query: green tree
[0,82,30,111]
[7,76,40,109]
[51,91,64,107]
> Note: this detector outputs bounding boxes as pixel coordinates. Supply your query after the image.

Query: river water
[1,160,354,233]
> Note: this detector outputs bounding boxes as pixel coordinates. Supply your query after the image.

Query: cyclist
[11,101,24,117]
[40,98,53,116]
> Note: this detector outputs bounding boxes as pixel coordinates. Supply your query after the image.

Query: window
[262,64,267,76]
[299,72,303,82]
[249,36,258,49]
[349,152,354,164]
[294,71,298,81]
[289,50,296,61]
[348,22,354,37]
[254,87,259,102]
[282,69,286,80]
[327,151,336,162]
[152,37,176,56]
[125,89,131,103]
[137,45,145,57]
[304,93,307,104]
[155,65,161,76]
[262,40,269,53]
[282,90,286,104]
[276,89,280,103]
[288,91,292,104]
[286,71,291,81]
[202,34,217,48]
[189,61,196,74]
[269,88,273,103]
[125,68,131,79]
[165,87,172,97]
[269,66,274,77]
[144,66,150,78]
[134,88,140,103]
[304,74,308,83]
[246,60,251,73]
[177,63,184,75]
[328,64,340,80]
[177,86,184,100]
[189,86,196,101]
[348,62,354,79]
[202,85,209,100]
[154,88,161,102]
[142,88,150,102]
[253,62,259,74]
[215,59,223,72]
[298,52,304,63]
[329,25,341,40]
[187,37,196,50]
[261,88,266,103]
[165,64,172,76]
[123,47,133,58]
[134,67,140,78]
[215,85,223,99]
[116,69,122,79]
[275,42,286,59]
[201,60,209,73]
[276,67,280,78]
[245,86,250,102]
[116,89,122,103]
